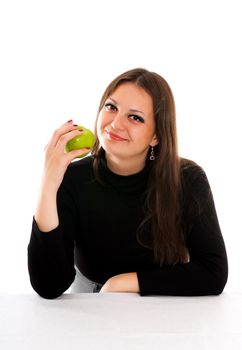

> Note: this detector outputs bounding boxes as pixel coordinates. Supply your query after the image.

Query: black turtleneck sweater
[28,155,228,299]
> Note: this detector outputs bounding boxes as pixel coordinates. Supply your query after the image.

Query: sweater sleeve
[137,168,228,296]
[27,173,77,299]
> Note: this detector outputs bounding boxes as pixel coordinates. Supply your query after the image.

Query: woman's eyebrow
[108,97,145,115]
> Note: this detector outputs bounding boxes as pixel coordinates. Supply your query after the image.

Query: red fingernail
[67,119,73,123]
[72,124,78,127]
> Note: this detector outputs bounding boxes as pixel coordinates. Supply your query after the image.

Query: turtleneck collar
[98,153,152,196]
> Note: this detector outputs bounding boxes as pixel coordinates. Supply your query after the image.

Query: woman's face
[97,82,158,163]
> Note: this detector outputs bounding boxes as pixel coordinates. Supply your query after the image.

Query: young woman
[28,68,228,299]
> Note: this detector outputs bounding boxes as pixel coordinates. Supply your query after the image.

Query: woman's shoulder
[180,157,207,184]
[68,154,94,169]
[180,157,212,198]
[179,157,212,209]
[63,155,95,183]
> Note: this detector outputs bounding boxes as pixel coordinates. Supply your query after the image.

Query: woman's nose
[110,112,125,131]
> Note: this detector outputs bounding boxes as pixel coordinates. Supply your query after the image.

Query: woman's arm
[35,121,88,232]
[28,121,90,299]
[136,169,228,296]
[101,169,228,296]
[28,179,78,299]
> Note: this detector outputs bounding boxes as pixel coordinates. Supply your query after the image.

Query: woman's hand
[99,273,140,293]
[42,120,91,192]
[35,120,91,232]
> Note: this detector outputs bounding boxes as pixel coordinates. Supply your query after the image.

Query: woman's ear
[150,134,159,147]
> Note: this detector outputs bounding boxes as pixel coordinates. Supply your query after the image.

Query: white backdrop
[0,0,241,293]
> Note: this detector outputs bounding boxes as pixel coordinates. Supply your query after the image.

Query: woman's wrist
[35,184,59,232]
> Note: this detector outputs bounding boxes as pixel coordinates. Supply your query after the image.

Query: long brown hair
[92,68,189,266]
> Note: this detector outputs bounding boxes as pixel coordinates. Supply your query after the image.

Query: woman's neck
[105,152,147,176]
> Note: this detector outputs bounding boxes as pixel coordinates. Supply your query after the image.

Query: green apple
[65,125,95,158]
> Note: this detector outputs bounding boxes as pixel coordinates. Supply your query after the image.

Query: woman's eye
[129,115,145,123]
[104,103,117,111]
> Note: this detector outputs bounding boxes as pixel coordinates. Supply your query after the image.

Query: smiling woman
[96,82,158,175]
[27,68,228,299]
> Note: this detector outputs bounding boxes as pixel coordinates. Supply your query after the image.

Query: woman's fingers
[48,120,82,150]
[45,122,92,165]
[41,121,92,193]
[56,128,83,149]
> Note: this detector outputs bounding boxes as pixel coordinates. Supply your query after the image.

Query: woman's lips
[105,130,128,141]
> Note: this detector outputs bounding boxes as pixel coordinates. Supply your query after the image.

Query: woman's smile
[104,129,128,142]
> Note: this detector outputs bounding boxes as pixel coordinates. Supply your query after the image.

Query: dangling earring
[150,146,155,160]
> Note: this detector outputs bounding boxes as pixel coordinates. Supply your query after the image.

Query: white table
[0,292,242,349]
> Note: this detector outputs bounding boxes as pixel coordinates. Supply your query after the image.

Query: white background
[0,0,241,294]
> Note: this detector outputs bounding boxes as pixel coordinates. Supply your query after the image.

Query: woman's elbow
[29,276,74,299]
[212,274,228,295]
[208,262,228,295]
[30,282,65,299]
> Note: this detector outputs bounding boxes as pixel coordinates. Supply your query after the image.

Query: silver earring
[150,146,155,160]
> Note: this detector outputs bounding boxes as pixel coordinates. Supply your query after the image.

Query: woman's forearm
[34,181,59,232]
